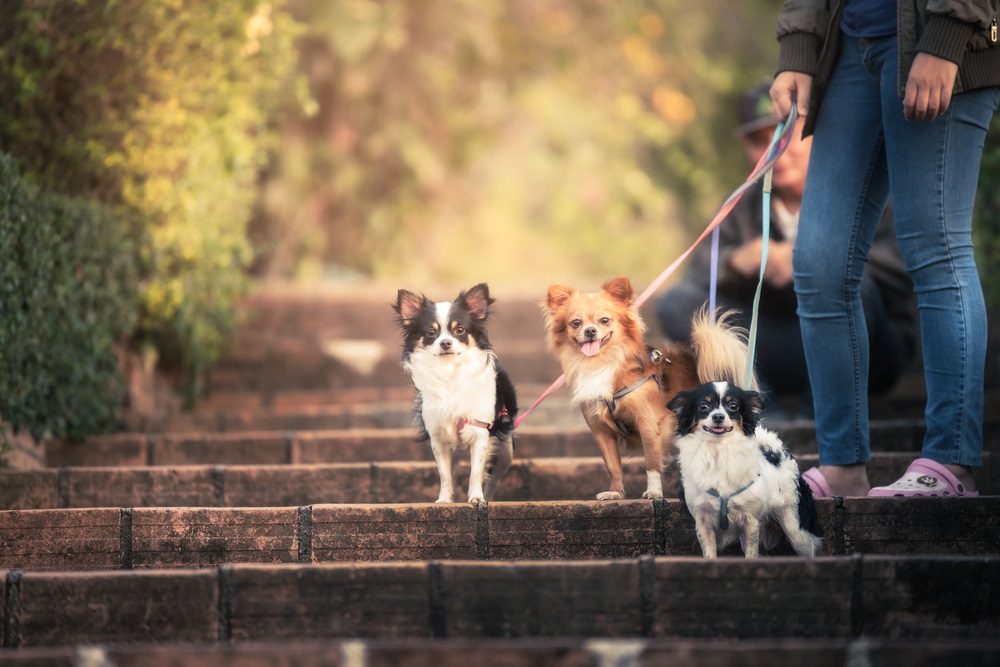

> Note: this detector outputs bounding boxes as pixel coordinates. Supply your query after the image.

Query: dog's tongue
[580,340,601,357]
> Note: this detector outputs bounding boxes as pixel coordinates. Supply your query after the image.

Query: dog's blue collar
[707,474,759,530]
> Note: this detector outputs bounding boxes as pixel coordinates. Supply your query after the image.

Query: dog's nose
[712,413,725,425]
[440,339,452,351]
[584,326,598,339]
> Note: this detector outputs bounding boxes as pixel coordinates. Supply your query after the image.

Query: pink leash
[512,108,798,429]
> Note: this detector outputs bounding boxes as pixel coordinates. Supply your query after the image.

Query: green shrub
[0,153,137,441]
[0,0,300,386]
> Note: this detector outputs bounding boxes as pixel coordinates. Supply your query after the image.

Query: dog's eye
[697,403,711,414]
[599,317,610,325]
[727,401,740,413]
[453,326,466,336]
[424,328,437,338]
[570,319,582,329]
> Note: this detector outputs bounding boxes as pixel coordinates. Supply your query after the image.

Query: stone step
[3,638,1000,666]
[47,419,991,467]
[4,454,998,510]
[203,347,563,393]
[1,498,998,570]
[0,555,998,646]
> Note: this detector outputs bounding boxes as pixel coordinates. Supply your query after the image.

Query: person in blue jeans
[771,0,1000,497]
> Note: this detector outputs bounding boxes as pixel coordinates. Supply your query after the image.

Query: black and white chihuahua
[668,381,822,559]
[393,284,517,505]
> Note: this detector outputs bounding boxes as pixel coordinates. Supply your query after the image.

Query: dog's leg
[467,430,490,505]
[740,515,761,559]
[483,435,514,502]
[429,437,455,503]
[636,422,666,499]
[592,426,626,500]
[693,515,718,559]
[777,507,821,558]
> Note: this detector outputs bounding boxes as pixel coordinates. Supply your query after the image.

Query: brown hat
[735,81,779,137]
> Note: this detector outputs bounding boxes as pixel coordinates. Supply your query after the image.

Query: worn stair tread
[4,638,1000,667]
[0,555,998,646]
[4,453,998,510]
[1,497,998,570]
[46,419,984,467]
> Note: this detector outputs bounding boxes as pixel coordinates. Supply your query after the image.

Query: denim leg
[880,66,999,467]
[793,37,891,466]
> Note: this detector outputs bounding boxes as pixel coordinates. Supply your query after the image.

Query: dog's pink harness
[457,406,509,433]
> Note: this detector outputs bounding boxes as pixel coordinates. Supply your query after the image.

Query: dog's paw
[467,494,485,506]
[435,496,453,504]
[642,490,664,499]
[596,491,625,501]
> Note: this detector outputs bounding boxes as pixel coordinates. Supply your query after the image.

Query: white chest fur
[405,348,497,445]
[568,364,616,409]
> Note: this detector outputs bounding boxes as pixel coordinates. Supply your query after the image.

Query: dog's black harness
[603,348,667,436]
[707,474,760,530]
[604,374,662,435]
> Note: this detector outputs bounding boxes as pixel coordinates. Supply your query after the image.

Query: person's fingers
[904,53,958,122]
[937,83,953,120]
[770,72,812,121]
[904,79,918,120]
[923,85,940,122]
[770,79,794,120]
[795,78,811,117]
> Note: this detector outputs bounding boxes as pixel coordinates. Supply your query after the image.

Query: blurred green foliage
[0,0,300,388]
[253,0,780,287]
[0,153,136,441]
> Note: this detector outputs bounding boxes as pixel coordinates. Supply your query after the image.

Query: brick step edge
[48,419,999,467]
[1,555,999,646]
[4,638,1000,666]
[2,497,998,570]
[4,453,999,509]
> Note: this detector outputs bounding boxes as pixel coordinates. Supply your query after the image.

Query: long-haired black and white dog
[668,381,822,558]
[393,284,517,505]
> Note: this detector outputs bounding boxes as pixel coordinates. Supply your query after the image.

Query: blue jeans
[795,36,999,467]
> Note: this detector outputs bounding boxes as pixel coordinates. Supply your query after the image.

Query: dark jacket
[776,0,1000,136]
[679,183,918,351]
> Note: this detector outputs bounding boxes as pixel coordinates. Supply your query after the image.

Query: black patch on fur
[759,446,784,468]
[796,474,822,536]
[734,388,763,436]
[490,363,518,440]
[667,389,698,435]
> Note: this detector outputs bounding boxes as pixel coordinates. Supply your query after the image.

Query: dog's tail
[690,307,758,390]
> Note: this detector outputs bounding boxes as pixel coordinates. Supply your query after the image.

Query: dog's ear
[741,390,764,436]
[461,283,494,320]
[602,276,633,304]
[394,289,425,325]
[667,390,695,435]
[546,284,576,311]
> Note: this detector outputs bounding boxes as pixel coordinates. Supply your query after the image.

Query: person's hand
[763,240,794,288]
[728,239,795,288]
[904,52,958,121]
[770,71,813,121]
[728,238,764,279]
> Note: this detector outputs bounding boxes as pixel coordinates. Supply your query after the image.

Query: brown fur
[543,277,752,500]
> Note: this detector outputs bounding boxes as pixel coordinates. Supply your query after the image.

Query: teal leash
[742,113,792,389]
[706,474,759,529]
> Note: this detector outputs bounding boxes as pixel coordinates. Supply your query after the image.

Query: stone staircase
[1,285,998,665]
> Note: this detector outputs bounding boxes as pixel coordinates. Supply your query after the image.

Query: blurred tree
[252,0,779,288]
[0,0,300,391]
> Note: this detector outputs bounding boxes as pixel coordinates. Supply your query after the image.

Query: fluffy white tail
[690,307,758,390]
